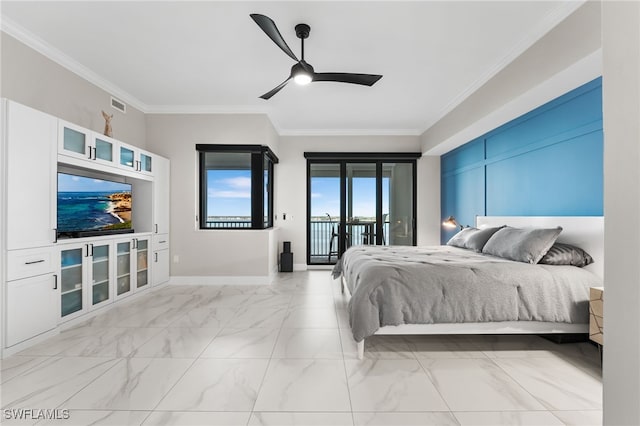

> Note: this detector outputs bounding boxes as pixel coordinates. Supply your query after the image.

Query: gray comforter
[332,245,602,342]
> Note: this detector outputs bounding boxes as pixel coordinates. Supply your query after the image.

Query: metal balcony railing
[309,220,390,262]
[204,218,389,263]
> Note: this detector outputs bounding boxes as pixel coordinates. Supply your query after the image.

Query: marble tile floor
[0,271,602,426]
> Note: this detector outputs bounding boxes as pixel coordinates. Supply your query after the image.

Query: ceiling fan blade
[250,14,298,62]
[260,77,292,100]
[313,73,382,86]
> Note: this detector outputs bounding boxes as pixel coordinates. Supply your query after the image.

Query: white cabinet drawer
[7,247,55,281]
[153,234,170,251]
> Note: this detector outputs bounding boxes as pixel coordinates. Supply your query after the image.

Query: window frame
[197,144,278,230]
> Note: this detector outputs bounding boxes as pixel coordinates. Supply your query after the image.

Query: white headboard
[476,216,604,279]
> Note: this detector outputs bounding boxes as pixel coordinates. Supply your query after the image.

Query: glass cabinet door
[116,241,132,296]
[136,239,149,289]
[60,247,83,317]
[120,146,135,169]
[91,244,111,305]
[94,137,114,163]
[140,154,152,173]
[61,126,88,157]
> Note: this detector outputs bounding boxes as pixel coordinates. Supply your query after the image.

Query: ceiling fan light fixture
[293,71,312,85]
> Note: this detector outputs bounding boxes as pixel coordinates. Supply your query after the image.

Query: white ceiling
[1,1,582,135]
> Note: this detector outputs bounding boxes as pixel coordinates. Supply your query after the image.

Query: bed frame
[342,216,604,359]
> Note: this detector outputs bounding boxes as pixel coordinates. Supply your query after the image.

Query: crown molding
[422,0,587,131]
[278,128,423,137]
[145,105,271,115]
[1,16,150,113]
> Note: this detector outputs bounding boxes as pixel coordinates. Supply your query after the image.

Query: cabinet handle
[53,228,58,243]
[87,147,92,159]
[53,274,58,290]
[84,244,90,257]
[89,243,94,257]
[159,240,166,244]
[132,238,138,249]
[25,259,45,265]
[155,252,158,262]
[155,224,158,233]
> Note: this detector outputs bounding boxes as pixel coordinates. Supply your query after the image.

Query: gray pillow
[446,226,505,252]
[538,242,594,267]
[482,226,563,264]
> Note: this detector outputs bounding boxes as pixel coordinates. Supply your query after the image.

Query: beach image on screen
[57,173,132,233]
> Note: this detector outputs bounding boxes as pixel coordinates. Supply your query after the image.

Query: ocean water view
[57,191,131,232]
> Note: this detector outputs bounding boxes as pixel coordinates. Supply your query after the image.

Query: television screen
[57,172,132,237]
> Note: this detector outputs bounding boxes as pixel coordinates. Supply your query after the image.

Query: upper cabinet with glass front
[59,120,116,167]
[118,142,153,176]
[58,119,154,178]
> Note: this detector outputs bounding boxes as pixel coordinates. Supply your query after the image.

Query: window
[197,144,278,229]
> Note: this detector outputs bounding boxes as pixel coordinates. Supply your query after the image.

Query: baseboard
[169,275,274,286]
[2,328,60,358]
[294,263,308,271]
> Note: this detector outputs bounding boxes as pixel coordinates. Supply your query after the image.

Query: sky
[207,170,252,217]
[58,173,131,192]
[311,177,389,218]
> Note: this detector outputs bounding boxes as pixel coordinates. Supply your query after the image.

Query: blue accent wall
[440,78,603,243]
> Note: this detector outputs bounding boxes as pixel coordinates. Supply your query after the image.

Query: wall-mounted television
[57,172,134,238]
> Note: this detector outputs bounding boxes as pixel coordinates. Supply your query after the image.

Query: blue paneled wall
[440,78,603,243]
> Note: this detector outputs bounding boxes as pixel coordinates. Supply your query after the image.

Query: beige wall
[602,1,640,424]
[145,113,279,278]
[1,32,146,148]
[421,1,601,152]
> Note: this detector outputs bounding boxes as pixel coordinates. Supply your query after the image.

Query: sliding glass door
[383,162,415,246]
[309,163,342,264]
[346,163,379,248]
[306,154,418,265]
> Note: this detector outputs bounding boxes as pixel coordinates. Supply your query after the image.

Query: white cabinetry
[152,234,170,286]
[58,240,116,316]
[58,121,121,169]
[152,155,170,286]
[59,235,150,321]
[153,156,170,235]
[59,242,87,321]
[3,100,58,351]
[2,99,170,355]
[6,273,58,347]
[58,120,153,180]
[114,235,151,300]
[5,100,57,250]
[118,143,154,176]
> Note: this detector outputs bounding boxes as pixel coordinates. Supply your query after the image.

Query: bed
[333,216,604,359]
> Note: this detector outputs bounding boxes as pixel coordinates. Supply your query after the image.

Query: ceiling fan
[250,14,383,100]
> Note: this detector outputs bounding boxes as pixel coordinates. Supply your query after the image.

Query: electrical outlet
[173,255,180,263]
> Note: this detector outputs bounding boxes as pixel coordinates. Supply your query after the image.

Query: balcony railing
[310,220,389,263]
[204,220,252,228]
[204,218,389,263]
